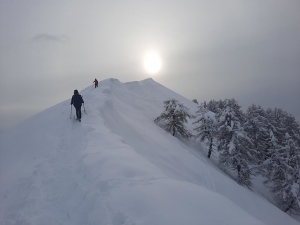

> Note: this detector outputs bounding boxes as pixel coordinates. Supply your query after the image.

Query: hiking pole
[83,103,87,114]
[70,105,72,119]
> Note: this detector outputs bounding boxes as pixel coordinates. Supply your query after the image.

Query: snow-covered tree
[198,100,300,212]
[193,104,218,158]
[283,114,300,146]
[192,99,199,104]
[155,99,192,139]
[262,133,300,215]
[216,99,255,188]
[206,99,225,114]
[265,108,287,147]
[244,104,269,164]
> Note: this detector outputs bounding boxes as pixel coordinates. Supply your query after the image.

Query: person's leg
[75,107,80,119]
[78,108,82,119]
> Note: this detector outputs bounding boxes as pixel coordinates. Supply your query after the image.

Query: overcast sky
[1,0,300,132]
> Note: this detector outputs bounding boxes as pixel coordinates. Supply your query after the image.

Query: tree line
[155,98,300,215]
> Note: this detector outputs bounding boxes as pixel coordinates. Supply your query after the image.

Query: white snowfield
[0,78,299,225]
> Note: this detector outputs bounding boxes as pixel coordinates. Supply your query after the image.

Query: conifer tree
[216,99,255,188]
[244,104,269,164]
[206,99,225,114]
[155,99,192,139]
[192,99,199,104]
[262,133,300,215]
[193,103,218,158]
[283,114,300,146]
[265,108,287,147]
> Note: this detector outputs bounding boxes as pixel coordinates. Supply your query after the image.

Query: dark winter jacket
[71,90,84,108]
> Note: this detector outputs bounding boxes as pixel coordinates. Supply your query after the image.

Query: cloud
[31,33,69,43]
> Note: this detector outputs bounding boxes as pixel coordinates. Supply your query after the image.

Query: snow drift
[0,78,299,225]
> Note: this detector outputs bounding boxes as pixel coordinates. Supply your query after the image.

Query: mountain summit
[0,78,298,225]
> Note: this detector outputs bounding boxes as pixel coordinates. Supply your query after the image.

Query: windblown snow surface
[0,78,299,225]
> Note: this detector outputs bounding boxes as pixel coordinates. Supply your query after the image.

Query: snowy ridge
[0,78,299,225]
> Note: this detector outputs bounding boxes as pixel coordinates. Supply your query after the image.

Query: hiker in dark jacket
[71,90,84,121]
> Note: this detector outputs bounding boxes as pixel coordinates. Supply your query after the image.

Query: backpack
[72,94,84,108]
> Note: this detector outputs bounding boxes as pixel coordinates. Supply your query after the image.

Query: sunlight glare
[144,52,162,74]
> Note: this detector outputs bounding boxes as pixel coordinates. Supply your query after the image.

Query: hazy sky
[1,0,300,131]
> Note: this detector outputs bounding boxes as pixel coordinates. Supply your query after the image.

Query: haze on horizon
[1,0,300,132]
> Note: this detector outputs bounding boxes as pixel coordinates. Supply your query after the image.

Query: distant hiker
[93,78,98,88]
[71,90,84,122]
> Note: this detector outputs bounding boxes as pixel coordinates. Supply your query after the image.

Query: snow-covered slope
[0,78,299,225]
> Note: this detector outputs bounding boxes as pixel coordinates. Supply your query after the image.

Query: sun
[143,52,162,74]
